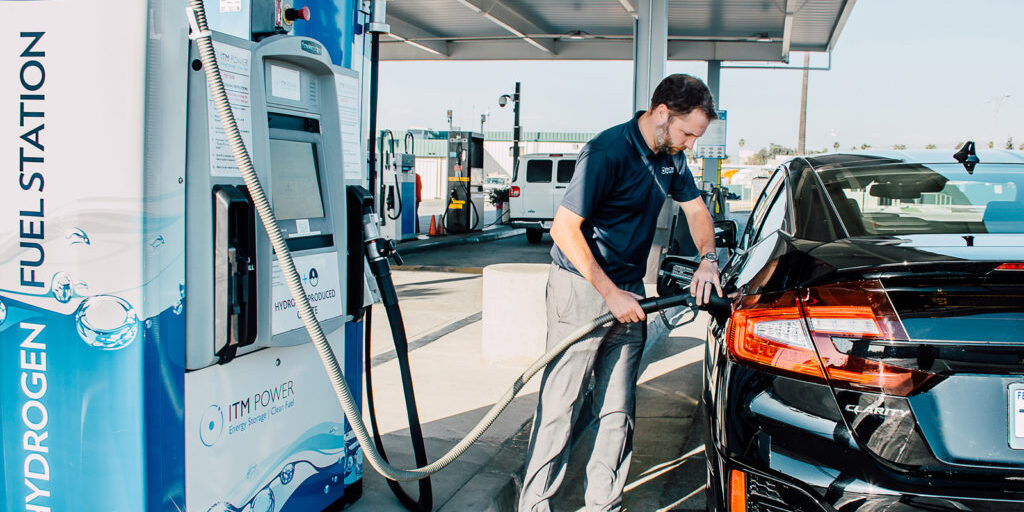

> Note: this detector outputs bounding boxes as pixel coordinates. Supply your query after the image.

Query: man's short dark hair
[650,74,718,120]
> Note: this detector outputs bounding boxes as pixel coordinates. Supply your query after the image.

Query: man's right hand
[604,287,645,323]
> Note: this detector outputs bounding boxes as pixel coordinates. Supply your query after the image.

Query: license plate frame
[1009,383,1024,449]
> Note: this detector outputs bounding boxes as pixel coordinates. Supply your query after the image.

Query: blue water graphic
[206,502,241,512]
[174,283,185,315]
[51,272,74,302]
[280,463,294,485]
[75,295,140,350]
[252,488,275,512]
[66,227,91,245]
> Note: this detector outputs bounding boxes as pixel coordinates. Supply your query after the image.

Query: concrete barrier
[482,263,549,362]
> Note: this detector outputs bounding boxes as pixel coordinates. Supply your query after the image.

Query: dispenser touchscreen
[270,138,325,220]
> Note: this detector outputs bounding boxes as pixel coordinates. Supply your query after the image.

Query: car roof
[800,149,1024,172]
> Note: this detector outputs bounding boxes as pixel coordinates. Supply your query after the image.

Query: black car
[700,150,1024,511]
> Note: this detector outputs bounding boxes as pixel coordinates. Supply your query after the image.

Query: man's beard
[653,121,680,155]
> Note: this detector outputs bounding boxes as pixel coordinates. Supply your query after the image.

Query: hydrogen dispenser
[0,1,365,510]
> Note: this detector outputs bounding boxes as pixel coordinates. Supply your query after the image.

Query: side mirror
[714,220,738,249]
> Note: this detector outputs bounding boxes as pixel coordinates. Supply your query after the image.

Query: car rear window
[526,160,553,183]
[818,163,1024,235]
[557,160,576,183]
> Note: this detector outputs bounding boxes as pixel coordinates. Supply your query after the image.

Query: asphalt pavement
[347,219,709,512]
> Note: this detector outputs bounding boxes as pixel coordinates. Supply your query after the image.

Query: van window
[526,160,553,183]
[557,160,576,183]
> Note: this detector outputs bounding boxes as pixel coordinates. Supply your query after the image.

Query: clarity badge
[661,167,675,175]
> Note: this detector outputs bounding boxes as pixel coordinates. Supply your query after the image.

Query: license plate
[1010,383,1024,449]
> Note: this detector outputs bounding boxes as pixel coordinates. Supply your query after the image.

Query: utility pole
[513,82,521,165]
[499,82,522,165]
[798,53,809,155]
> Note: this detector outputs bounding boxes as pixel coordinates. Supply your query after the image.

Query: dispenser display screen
[270,139,325,220]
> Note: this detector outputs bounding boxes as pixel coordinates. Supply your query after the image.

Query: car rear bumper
[707,444,1024,512]
[703,363,1024,511]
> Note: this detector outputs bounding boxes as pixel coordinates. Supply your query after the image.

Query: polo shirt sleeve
[560,148,615,219]
[668,160,700,202]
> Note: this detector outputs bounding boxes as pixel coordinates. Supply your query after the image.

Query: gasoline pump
[443,131,486,234]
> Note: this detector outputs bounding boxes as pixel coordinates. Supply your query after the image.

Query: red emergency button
[285,6,311,22]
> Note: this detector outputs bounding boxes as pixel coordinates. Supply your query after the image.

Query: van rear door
[522,158,553,219]
[553,158,576,216]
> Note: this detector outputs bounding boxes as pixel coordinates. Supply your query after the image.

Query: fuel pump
[1,3,734,512]
[0,1,364,510]
[443,131,485,233]
[379,131,417,241]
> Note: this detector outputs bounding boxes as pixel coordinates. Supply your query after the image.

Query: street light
[498,81,521,167]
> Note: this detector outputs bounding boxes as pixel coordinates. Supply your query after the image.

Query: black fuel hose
[364,308,433,511]
[364,258,433,511]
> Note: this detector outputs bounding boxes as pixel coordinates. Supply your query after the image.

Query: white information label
[207,41,252,177]
[270,64,302,101]
[220,0,241,12]
[295,218,311,234]
[271,252,343,335]
[334,71,363,181]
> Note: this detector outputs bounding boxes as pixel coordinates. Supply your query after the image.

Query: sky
[376,0,1024,156]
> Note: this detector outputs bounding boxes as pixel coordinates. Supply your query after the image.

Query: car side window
[526,160,552,183]
[557,159,575,183]
[740,169,785,249]
[754,183,788,245]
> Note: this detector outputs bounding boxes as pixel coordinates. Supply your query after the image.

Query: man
[519,74,722,512]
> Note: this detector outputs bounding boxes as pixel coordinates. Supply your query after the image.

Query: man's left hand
[690,259,723,306]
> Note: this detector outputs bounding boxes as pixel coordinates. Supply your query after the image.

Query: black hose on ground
[363,265,433,511]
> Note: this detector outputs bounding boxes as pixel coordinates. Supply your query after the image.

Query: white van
[508,153,578,243]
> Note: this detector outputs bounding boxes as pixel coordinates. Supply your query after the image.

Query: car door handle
[555,186,566,189]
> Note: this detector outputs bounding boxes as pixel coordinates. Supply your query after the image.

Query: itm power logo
[201,381,297,447]
[200,405,225,447]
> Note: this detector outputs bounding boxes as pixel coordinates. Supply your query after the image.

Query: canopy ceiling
[380,0,856,62]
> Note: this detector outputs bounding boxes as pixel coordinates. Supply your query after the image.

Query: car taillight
[996,262,1024,270]
[727,291,826,382]
[725,280,936,396]
[510,186,520,197]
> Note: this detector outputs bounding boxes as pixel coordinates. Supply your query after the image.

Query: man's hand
[689,259,723,306]
[604,287,645,323]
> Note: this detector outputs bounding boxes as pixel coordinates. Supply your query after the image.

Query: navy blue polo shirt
[551,111,700,284]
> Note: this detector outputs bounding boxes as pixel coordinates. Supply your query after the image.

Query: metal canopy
[381,0,856,62]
